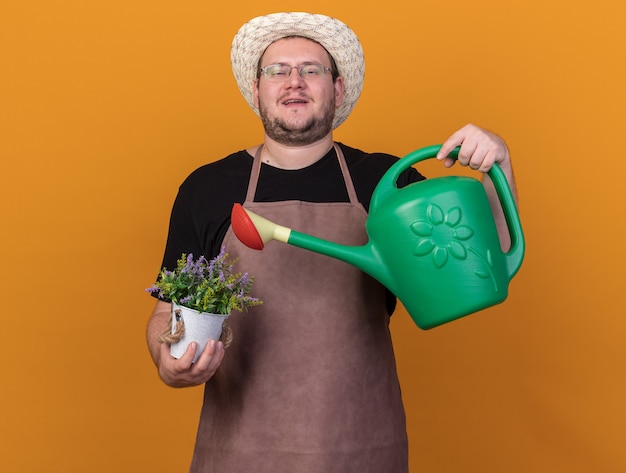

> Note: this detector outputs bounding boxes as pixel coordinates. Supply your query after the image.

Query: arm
[436,124,518,251]
[147,300,225,388]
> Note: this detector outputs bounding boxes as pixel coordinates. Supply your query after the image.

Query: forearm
[146,300,172,367]
[482,160,518,252]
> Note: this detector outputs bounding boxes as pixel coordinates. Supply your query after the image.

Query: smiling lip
[281,96,310,106]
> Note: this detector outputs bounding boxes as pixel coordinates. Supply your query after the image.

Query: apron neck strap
[245,143,359,204]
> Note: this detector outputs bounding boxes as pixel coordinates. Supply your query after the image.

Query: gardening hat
[231,12,365,129]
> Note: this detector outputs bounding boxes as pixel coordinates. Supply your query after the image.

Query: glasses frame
[259,63,333,81]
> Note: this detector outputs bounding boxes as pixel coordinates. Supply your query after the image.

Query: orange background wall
[2,1,625,472]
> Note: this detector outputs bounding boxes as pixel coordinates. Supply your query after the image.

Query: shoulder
[176,150,251,200]
[337,142,425,186]
[335,142,425,210]
[164,150,251,262]
[182,150,251,188]
[337,142,399,168]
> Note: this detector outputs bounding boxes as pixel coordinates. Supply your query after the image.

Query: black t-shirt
[158,142,426,313]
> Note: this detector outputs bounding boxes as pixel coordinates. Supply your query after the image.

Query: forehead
[260,37,332,66]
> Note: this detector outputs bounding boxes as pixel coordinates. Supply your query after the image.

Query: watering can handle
[372,145,460,192]
[371,144,524,278]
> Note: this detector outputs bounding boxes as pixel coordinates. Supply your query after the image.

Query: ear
[334,76,344,108]
[253,79,260,109]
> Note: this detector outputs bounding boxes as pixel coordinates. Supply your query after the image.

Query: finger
[467,143,489,170]
[176,341,198,369]
[457,140,479,167]
[443,156,456,168]
[193,339,223,372]
[436,130,465,161]
[477,148,498,173]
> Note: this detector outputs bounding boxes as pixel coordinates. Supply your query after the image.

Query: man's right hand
[157,339,225,388]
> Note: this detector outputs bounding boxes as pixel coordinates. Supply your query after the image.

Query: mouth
[281,96,310,106]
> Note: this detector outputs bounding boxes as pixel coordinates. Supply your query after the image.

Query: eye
[301,65,322,76]
[265,65,289,77]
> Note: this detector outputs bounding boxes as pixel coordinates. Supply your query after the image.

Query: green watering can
[231,145,525,329]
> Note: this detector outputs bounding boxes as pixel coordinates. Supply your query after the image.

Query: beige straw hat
[231,12,365,129]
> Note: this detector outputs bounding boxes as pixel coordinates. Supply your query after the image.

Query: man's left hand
[437,124,511,173]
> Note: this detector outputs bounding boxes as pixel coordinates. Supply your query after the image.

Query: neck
[248,134,335,170]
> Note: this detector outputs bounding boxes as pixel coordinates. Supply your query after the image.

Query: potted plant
[146,247,262,362]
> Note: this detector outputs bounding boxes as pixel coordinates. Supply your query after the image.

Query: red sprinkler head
[231,203,265,250]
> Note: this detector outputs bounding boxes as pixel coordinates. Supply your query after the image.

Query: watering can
[231,145,524,329]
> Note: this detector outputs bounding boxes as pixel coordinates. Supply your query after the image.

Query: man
[146,12,518,473]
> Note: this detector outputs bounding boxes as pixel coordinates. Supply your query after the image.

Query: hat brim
[231,12,365,130]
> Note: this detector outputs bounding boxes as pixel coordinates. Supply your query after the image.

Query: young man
[147,12,517,473]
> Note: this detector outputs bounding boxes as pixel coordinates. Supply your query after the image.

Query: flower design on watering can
[411,203,498,290]
[411,204,474,268]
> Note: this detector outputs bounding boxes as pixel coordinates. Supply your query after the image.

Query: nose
[286,67,305,86]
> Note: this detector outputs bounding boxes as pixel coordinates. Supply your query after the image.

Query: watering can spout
[230,204,395,289]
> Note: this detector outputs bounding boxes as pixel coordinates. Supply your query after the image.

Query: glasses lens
[262,64,328,80]
[300,65,324,76]
[264,64,289,79]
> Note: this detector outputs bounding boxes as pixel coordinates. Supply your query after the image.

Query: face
[253,37,344,146]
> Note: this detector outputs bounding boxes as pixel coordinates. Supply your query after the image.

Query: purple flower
[145,246,262,314]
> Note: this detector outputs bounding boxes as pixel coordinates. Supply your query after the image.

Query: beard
[258,94,336,146]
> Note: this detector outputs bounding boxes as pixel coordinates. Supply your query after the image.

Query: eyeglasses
[260,63,332,81]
